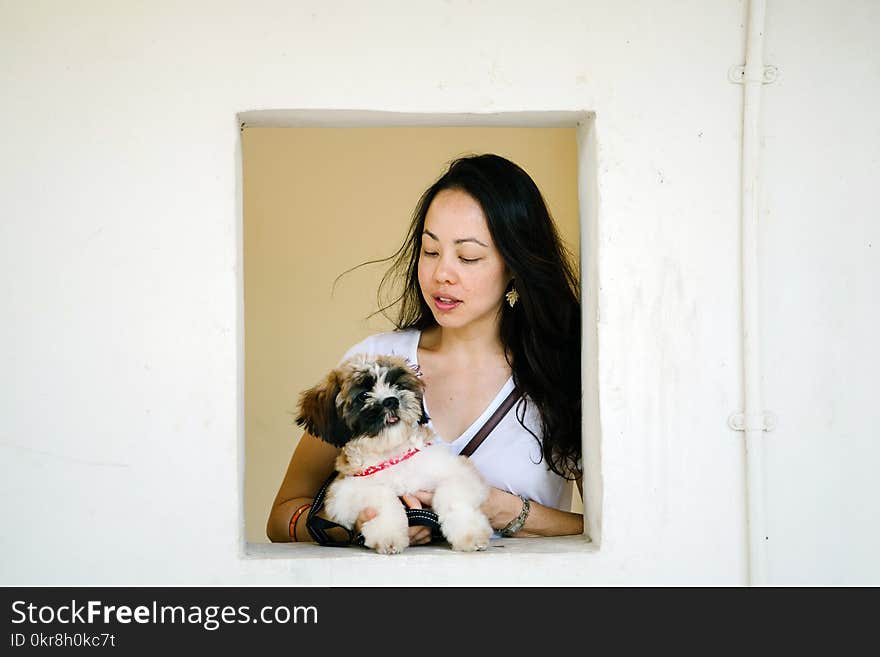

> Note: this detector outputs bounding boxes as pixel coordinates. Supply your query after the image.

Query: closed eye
[421,250,480,264]
[384,367,405,386]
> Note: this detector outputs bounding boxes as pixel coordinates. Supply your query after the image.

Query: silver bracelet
[500,495,530,537]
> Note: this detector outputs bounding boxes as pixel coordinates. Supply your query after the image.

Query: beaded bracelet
[288,503,311,542]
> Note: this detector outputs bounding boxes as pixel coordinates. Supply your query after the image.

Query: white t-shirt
[340,329,573,511]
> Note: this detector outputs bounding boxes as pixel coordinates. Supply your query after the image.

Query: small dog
[296,353,492,554]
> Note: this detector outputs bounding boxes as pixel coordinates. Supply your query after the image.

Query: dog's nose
[382,397,399,410]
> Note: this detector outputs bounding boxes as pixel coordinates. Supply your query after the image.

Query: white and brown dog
[296,353,492,554]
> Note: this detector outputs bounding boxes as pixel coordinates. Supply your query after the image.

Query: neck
[425,319,506,365]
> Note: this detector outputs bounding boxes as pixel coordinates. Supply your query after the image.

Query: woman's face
[417,188,510,332]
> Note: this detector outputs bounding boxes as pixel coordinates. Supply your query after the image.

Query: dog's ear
[295,369,351,447]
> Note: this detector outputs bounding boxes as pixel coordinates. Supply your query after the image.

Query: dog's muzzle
[382,397,400,424]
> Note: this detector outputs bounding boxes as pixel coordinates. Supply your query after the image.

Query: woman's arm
[266,431,339,542]
[482,486,584,538]
[407,484,584,538]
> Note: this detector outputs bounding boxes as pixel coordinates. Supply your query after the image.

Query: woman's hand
[353,507,379,537]
[480,486,522,531]
[401,491,434,546]
[400,487,521,535]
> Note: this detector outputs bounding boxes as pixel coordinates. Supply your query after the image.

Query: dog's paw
[360,520,409,555]
[449,530,491,552]
[445,515,493,552]
[368,534,409,555]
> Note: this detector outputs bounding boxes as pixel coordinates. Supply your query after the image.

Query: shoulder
[339,329,420,364]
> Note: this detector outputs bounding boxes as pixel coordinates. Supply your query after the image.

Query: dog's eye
[356,391,369,403]
[385,367,405,386]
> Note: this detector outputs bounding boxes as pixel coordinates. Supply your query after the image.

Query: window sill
[245,534,595,560]
[241,535,597,585]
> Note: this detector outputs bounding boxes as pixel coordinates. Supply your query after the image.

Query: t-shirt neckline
[407,329,515,445]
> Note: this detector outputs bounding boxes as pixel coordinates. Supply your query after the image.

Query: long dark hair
[375,154,582,480]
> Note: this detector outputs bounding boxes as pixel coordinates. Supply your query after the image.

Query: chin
[432,308,503,332]
[295,353,492,554]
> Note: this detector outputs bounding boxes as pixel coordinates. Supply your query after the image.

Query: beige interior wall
[243,127,579,542]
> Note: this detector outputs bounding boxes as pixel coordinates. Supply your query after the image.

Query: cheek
[417,258,431,292]
[475,264,507,298]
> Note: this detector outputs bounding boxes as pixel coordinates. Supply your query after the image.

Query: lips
[386,414,400,424]
[433,294,462,311]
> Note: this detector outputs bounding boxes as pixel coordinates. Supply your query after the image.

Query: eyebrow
[423,230,488,248]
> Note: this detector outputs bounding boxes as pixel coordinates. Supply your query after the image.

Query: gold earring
[505,286,519,308]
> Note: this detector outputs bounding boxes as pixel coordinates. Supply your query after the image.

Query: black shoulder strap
[458,387,522,458]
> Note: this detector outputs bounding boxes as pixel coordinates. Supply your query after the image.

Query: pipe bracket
[729,411,777,432]
[728,65,778,84]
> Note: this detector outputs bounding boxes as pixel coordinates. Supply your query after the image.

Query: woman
[267,153,583,544]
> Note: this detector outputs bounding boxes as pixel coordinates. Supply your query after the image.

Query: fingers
[402,492,434,545]
[412,490,434,506]
[408,525,432,546]
[400,494,422,509]
[355,507,378,532]
[401,490,434,508]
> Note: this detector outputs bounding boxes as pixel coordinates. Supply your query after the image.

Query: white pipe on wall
[740,0,769,586]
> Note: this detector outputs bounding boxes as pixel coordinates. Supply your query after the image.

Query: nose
[382,397,399,410]
[432,254,458,285]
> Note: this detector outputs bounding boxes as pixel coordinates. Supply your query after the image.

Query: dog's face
[296,354,429,447]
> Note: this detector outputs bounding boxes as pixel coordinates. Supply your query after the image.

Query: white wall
[1,0,876,585]
[760,0,880,584]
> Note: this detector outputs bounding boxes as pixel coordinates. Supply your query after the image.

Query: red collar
[352,447,420,477]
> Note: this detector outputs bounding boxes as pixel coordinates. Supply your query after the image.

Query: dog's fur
[296,353,492,554]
